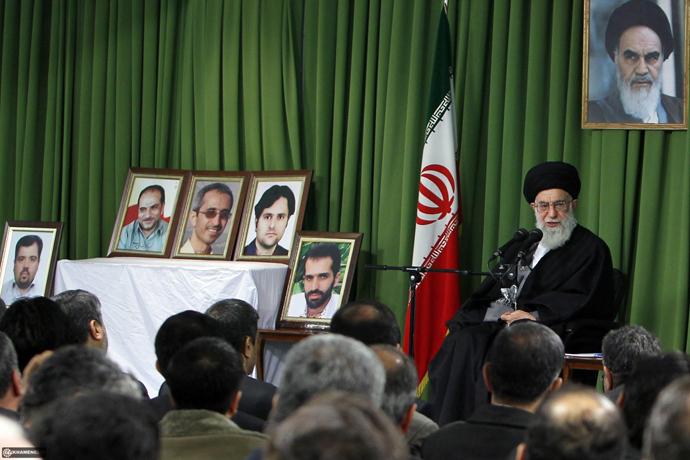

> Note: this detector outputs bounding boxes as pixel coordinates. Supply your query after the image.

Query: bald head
[330,299,401,346]
[521,385,626,460]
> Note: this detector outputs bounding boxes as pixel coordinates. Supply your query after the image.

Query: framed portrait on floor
[172,172,250,259]
[234,170,312,263]
[277,231,363,330]
[0,221,63,304]
[108,168,190,258]
[582,0,688,129]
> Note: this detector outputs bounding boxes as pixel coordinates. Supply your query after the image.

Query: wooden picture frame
[583,0,688,129]
[108,168,190,258]
[277,231,363,330]
[234,170,312,263]
[0,221,63,304]
[171,172,250,259]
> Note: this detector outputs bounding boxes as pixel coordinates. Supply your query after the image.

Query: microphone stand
[365,264,490,359]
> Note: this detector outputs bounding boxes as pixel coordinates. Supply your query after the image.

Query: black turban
[523,162,581,204]
[605,0,674,62]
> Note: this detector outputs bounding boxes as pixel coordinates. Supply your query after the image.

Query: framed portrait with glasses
[172,172,250,260]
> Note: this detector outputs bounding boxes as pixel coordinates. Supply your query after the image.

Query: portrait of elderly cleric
[110,170,185,257]
[174,177,246,258]
[428,161,617,425]
[585,0,687,127]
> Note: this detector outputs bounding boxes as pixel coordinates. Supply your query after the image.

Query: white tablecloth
[54,257,289,395]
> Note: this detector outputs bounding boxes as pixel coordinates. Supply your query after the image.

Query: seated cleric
[428,161,616,425]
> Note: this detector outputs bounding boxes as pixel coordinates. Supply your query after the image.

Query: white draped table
[54,257,291,395]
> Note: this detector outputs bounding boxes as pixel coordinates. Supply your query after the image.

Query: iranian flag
[404,7,461,399]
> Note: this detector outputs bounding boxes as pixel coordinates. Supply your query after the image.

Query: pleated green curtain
[0,0,689,352]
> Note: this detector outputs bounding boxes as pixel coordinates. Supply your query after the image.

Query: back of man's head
[22,345,141,422]
[622,351,690,450]
[52,289,107,350]
[0,297,71,371]
[370,344,417,426]
[270,334,386,424]
[521,385,627,460]
[265,391,409,460]
[602,325,662,389]
[166,337,245,415]
[486,322,564,406]
[205,299,259,352]
[329,299,401,346]
[644,375,690,460]
[0,331,19,397]
[28,391,159,460]
[153,310,225,377]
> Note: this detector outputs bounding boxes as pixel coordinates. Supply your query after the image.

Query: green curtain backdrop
[0,0,689,352]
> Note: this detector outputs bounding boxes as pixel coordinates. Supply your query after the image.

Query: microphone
[516,228,544,262]
[488,228,529,262]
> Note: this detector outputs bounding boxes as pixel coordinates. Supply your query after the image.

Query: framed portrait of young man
[234,170,312,263]
[171,172,250,259]
[583,0,688,129]
[0,221,63,305]
[108,168,190,258]
[277,231,363,330]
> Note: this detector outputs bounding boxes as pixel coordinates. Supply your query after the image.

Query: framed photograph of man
[108,168,190,258]
[0,221,63,305]
[234,170,312,263]
[277,231,363,330]
[583,0,688,129]
[171,172,250,259]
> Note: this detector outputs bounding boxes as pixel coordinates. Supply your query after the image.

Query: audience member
[330,298,438,449]
[150,310,265,431]
[205,299,276,421]
[0,331,22,420]
[269,334,385,425]
[371,344,434,458]
[643,375,690,460]
[159,337,268,460]
[28,391,158,460]
[620,351,690,456]
[516,384,627,460]
[22,345,141,423]
[601,325,662,402]
[52,289,108,351]
[422,321,563,460]
[265,391,409,460]
[0,296,71,371]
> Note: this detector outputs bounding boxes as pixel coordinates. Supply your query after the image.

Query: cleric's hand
[500,310,536,325]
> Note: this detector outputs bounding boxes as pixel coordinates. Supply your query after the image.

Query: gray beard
[534,210,577,250]
[616,65,661,120]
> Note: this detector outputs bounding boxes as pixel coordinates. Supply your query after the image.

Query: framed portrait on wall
[234,170,312,263]
[582,0,688,129]
[0,221,63,304]
[108,168,190,258]
[172,172,250,259]
[277,231,363,330]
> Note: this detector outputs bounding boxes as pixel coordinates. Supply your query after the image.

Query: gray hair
[643,375,690,460]
[51,290,105,347]
[602,325,663,388]
[371,344,417,425]
[22,345,141,422]
[270,334,385,424]
[191,182,233,212]
[0,331,19,395]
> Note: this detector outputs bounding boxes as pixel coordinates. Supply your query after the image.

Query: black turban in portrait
[523,161,581,204]
[604,0,674,62]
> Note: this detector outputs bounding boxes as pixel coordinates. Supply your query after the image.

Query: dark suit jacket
[149,375,274,432]
[421,404,533,460]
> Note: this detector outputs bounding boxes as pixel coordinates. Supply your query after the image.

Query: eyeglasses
[198,209,231,220]
[532,200,572,213]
